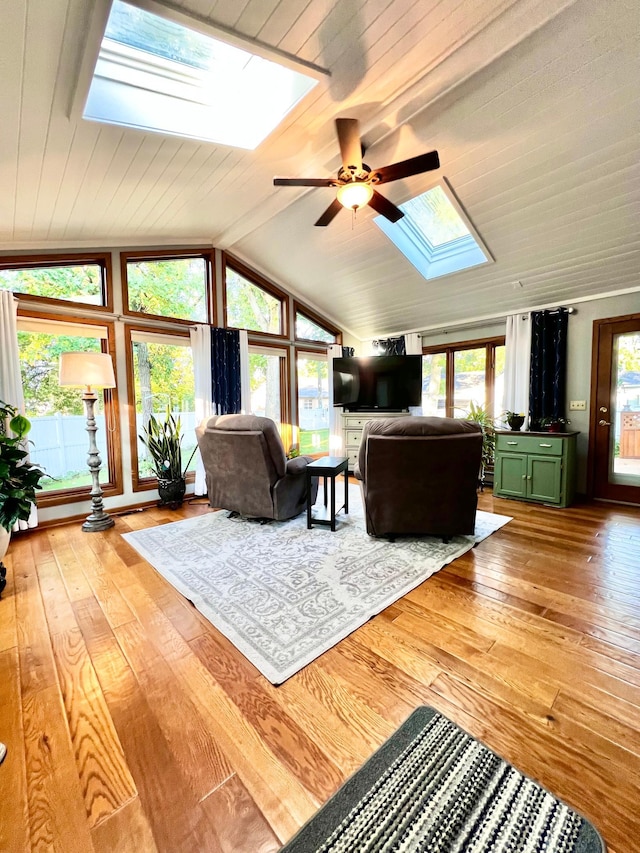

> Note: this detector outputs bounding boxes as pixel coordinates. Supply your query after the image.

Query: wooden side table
[306,456,349,531]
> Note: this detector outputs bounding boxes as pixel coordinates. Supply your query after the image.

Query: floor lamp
[59,352,116,532]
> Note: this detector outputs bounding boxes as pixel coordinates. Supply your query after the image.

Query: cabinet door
[495,453,527,497]
[527,455,562,503]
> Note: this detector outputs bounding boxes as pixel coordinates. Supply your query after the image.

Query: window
[83,0,320,148]
[15,315,120,502]
[295,305,340,344]
[422,337,505,419]
[123,251,213,323]
[374,179,492,281]
[297,352,329,454]
[248,345,288,428]
[0,254,110,308]
[128,329,196,488]
[224,260,285,336]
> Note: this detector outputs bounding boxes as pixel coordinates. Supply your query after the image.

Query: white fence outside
[28,411,198,479]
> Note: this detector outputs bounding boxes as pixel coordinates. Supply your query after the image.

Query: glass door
[591,315,640,503]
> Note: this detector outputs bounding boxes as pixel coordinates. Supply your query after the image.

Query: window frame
[294,345,331,458]
[247,338,292,450]
[0,252,113,312]
[293,301,342,346]
[15,308,123,507]
[223,253,289,340]
[121,247,216,326]
[124,323,197,493]
[422,335,505,418]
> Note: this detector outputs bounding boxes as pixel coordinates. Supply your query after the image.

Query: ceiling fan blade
[274,177,336,187]
[315,198,343,227]
[372,150,440,184]
[335,118,363,173]
[368,190,404,223]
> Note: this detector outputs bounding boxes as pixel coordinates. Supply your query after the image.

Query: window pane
[126,258,207,322]
[132,339,196,479]
[226,269,281,334]
[297,353,329,453]
[454,347,486,416]
[613,331,640,482]
[493,345,506,418]
[17,330,108,491]
[295,311,336,343]
[422,353,446,416]
[248,351,281,426]
[0,263,104,305]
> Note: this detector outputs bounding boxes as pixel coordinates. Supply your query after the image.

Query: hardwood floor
[1,491,639,853]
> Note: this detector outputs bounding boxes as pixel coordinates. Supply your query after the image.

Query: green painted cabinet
[493,431,577,507]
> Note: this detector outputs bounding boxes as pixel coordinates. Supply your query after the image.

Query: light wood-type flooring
[1,490,639,853]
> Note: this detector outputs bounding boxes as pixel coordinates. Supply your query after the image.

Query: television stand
[341,410,407,471]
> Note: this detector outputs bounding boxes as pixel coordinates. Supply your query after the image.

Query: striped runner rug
[280,707,605,853]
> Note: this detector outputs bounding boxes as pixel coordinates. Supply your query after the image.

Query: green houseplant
[139,407,197,508]
[0,401,46,596]
[462,401,496,489]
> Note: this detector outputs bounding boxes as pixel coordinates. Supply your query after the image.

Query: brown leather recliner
[354,416,483,540]
[195,414,318,520]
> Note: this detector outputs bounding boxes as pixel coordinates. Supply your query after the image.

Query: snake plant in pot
[0,401,46,596]
[139,407,197,508]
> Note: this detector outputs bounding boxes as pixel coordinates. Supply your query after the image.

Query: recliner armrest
[285,456,312,475]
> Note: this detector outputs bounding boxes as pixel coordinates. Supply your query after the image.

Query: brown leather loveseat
[196,414,318,520]
[354,416,483,540]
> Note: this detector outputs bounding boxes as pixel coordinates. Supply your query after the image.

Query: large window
[224,258,285,336]
[248,345,287,428]
[296,351,329,454]
[128,329,196,488]
[123,250,213,323]
[15,315,120,502]
[295,304,340,345]
[0,254,111,308]
[422,337,505,419]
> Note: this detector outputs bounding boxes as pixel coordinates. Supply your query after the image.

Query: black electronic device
[332,355,422,411]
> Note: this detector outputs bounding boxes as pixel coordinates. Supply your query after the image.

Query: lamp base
[82,512,115,533]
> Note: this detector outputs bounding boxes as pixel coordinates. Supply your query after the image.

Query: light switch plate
[569,400,587,410]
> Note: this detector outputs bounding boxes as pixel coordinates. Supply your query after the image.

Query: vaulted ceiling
[1,0,639,339]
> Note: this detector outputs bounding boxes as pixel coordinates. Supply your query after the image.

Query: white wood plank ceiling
[0,0,638,339]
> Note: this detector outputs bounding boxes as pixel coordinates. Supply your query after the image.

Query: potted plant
[139,407,197,508]
[0,401,46,597]
[462,401,496,489]
[504,411,526,431]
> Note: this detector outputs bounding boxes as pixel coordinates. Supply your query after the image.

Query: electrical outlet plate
[569,400,587,411]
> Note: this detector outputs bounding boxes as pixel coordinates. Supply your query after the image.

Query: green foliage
[126,259,207,322]
[0,264,102,305]
[226,270,281,334]
[462,401,496,468]
[0,401,46,532]
[138,407,197,480]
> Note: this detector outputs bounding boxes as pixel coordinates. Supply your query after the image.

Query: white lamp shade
[336,181,374,210]
[59,352,116,389]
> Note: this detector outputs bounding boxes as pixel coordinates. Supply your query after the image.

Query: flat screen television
[333,355,422,411]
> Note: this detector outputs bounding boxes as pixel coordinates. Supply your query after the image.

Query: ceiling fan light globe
[337,182,373,210]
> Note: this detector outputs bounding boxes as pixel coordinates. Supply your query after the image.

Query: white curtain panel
[503,313,532,427]
[404,333,422,355]
[189,324,213,496]
[327,344,344,453]
[239,330,251,415]
[0,290,37,529]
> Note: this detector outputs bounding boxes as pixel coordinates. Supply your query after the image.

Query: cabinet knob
[522,474,527,479]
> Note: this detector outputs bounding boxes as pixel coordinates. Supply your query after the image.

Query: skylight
[374,180,492,280]
[82,0,320,149]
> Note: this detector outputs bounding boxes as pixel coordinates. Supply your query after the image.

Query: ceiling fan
[273,118,440,227]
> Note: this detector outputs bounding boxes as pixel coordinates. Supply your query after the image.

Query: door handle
[598,419,611,426]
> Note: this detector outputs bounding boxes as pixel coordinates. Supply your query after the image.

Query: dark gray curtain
[372,336,406,355]
[211,328,241,415]
[529,310,569,427]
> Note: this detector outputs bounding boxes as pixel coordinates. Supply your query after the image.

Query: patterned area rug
[280,706,605,853]
[122,486,510,684]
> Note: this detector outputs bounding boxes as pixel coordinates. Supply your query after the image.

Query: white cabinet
[341,411,407,471]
